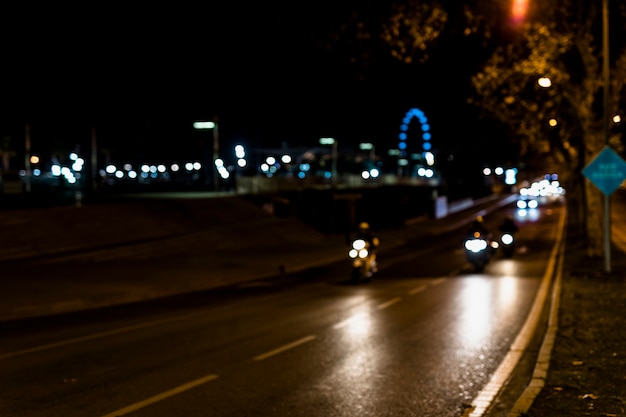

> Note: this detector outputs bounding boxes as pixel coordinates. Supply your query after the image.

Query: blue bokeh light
[398,108,433,154]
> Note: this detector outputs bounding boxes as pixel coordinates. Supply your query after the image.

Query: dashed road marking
[100,374,219,417]
[377,297,402,310]
[253,335,317,361]
[408,284,428,295]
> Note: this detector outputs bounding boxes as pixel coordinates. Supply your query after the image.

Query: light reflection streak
[516,207,540,222]
[333,311,372,335]
[457,278,492,349]
[456,276,522,354]
[329,307,380,410]
[498,276,518,309]
[498,259,516,276]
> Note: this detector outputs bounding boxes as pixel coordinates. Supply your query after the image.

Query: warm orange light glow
[511,0,528,25]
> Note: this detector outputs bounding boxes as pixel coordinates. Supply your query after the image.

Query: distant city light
[72,158,84,172]
[505,168,517,185]
[424,152,435,166]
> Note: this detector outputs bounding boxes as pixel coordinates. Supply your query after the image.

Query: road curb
[463,202,568,417]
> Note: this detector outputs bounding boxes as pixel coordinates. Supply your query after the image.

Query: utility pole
[213,116,219,192]
[602,0,611,273]
[91,127,98,192]
[24,123,31,193]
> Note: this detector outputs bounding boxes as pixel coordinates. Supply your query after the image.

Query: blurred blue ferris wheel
[397,108,436,176]
[398,107,432,155]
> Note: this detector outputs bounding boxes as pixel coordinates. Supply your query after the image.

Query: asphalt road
[0,200,563,416]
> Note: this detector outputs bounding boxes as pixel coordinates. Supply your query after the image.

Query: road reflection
[329,304,381,412]
[455,275,522,352]
[458,277,492,349]
[334,312,372,335]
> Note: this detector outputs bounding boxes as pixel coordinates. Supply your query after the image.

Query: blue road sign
[582,146,626,196]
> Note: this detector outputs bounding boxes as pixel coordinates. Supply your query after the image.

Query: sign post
[582,146,626,272]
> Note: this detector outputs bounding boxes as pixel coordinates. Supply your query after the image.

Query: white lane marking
[253,335,316,361]
[377,297,402,310]
[408,277,446,296]
[100,374,219,417]
[463,204,567,417]
[507,214,567,416]
[430,277,446,286]
[408,284,428,295]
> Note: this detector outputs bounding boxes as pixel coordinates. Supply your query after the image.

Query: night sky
[1,3,508,167]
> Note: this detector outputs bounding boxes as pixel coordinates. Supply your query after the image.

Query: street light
[319,137,338,186]
[538,77,551,88]
[193,119,219,191]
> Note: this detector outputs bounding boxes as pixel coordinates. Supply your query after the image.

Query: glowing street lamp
[319,137,338,185]
[192,121,215,129]
[538,77,552,88]
[511,0,529,26]
[194,119,219,190]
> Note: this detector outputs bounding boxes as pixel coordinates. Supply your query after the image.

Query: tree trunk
[565,175,585,235]
[584,176,605,258]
